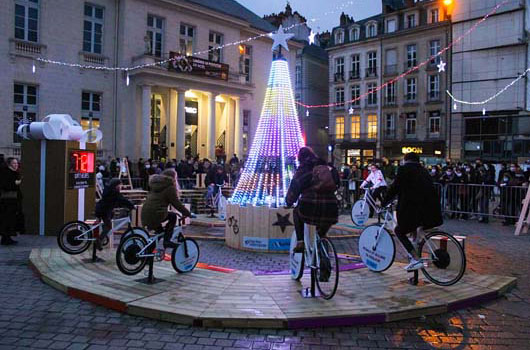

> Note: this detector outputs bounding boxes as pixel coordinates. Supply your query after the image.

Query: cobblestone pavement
[1,220,530,350]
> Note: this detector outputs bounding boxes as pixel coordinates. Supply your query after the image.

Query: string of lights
[32,0,356,73]
[447,67,530,109]
[297,0,508,110]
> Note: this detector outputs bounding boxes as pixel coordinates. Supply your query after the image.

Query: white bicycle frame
[74,216,131,242]
[303,224,321,270]
[372,206,441,262]
[136,222,184,258]
[359,188,379,214]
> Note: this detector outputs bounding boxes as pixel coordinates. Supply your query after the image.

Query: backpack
[312,165,336,194]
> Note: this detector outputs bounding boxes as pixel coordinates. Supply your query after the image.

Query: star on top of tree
[270,25,295,52]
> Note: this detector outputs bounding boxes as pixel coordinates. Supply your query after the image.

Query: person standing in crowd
[0,158,22,245]
[360,164,388,217]
[0,154,6,170]
[499,163,525,225]
[229,154,239,167]
[476,162,494,223]
[381,157,396,184]
[349,164,362,203]
[453,167,469,220]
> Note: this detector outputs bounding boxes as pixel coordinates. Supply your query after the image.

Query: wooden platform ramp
[29,248,516,329]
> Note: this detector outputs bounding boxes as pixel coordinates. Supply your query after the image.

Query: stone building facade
[0,0,299,161]
[450,0,530,162]
[326,0,450,165]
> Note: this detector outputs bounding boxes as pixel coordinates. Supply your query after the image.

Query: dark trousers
[394,225,416,256]
[1,200,18,240]
[293,208,332,242]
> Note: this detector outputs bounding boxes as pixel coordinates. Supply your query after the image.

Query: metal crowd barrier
[337,179,528,221]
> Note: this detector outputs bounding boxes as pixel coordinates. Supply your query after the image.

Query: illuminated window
[336,116,345,139]
[351,115,360,139]
[81,91,102,142]
[367,115,377,139]
[147,15,164,57]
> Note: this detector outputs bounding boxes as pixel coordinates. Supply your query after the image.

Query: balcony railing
[9,38,47,58]
[384,64,398,75]
[334,72,345,82]
[428,91,441,101]
[80,52,107,65]
[349,70,360,80]
[384,130,396,139]
[366,67,377,77]
[404,61,417,71]
[334,133,377,142]
[384,96,396,106]
[334,103,346,110]
[365,97,378,107]
[404,93,417,103]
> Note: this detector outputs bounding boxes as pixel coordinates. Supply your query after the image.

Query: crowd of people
[338,158,530,225]
[94,154,243,191]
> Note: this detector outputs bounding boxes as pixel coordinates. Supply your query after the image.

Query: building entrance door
[185,99,199,157]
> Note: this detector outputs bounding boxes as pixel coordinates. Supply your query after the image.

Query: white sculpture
[17,114,102,143]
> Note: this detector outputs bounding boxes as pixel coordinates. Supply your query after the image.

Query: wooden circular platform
[29,248,516,329]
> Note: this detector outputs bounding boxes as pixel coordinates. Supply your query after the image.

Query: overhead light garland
[447,67,530,108]
[33,1,356,73]
[297,0,508,109]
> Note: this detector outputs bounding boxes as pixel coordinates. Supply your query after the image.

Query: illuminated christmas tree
[230,26,305,207]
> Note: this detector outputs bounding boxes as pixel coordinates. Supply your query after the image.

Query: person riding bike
[141,169,191,249]
[285,147,339,280]
[94,178,134,250]
[360,163,388,218]
[381,152,443,271]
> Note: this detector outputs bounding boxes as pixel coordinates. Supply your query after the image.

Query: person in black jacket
[0,158,22,245]
[382,152,443,271]
[94,178,134,250]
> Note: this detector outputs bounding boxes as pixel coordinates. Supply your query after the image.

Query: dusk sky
[238,0,382,32]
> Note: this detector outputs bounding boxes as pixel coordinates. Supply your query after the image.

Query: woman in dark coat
[382,152,443,270]
[285,147,339,251]
[0,158,22,245]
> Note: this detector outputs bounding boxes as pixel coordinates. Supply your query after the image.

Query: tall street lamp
[443,0,453,161]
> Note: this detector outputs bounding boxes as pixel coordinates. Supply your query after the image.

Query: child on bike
[382,152,443,271]
[141,169,191,249]
[94,178,134,250]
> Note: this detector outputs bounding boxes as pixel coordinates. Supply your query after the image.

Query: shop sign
[185,100,199,125]
[402,146,423,154]
[347,149,361,157]
[243,237,268,250]
[168,52,229,81]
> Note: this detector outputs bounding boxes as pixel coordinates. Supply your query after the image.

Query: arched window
[367,23,377,37]
[350,27,359,41]
[335,29,344,44]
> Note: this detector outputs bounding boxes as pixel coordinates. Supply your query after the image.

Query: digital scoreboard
[68,150,95,189]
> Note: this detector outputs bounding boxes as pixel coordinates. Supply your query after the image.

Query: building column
[168,89,178,159]
[207,92,218,160]
[141,85,152,159]
[234,96,243,157]
[176,89,186,160]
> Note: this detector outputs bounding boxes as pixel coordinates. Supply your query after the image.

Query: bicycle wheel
[116,233,149,275]
[315,238,339,299]
[351,199,369,226]
[358,224,395,272]
[419,231,466,286]
[57,221,92,255]
[289,231,304,280]
[172,238,200,273]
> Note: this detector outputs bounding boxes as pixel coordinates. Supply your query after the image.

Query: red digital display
[69,150,95,174]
